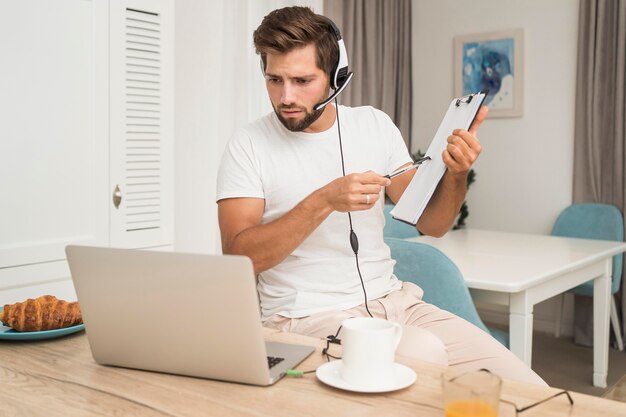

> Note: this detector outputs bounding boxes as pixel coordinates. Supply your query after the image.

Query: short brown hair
[253,6,339,80]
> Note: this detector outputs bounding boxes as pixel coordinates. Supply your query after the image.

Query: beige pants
[264,282,547,386]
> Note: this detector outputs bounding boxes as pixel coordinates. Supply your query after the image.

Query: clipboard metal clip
[455,89,489,107]
[455,93,475,107]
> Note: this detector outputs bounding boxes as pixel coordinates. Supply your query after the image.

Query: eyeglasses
[501,390,574,416]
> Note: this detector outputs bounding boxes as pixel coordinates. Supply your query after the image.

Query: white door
[0,0,174,301]
[109,0,174,249]
[0,0,109,287]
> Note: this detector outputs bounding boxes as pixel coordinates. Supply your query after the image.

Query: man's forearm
[416,171,467,237]
[225,189,333,274]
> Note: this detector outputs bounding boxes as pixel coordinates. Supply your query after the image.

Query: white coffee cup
[339,317,403,387]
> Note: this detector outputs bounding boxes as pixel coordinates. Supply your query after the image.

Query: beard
[275,105,324,132]
[273,90,330,132]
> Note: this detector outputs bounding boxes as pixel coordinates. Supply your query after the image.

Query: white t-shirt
[216,105,412,320]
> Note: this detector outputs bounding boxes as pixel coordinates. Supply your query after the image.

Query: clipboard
[390,91,487,226]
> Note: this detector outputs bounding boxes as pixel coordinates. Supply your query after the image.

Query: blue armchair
[383,203,420,239]
[551,203,624,350]
[384,237,509,347]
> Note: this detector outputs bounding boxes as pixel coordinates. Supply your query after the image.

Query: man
[217,6,545,385]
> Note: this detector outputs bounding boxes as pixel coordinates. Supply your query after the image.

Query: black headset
[260,14,354,111]
[316,17,370,317]
[261,13,371,317]
[314,16,354,110]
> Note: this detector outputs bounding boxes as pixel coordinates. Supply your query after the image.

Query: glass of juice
[442,369,501,417]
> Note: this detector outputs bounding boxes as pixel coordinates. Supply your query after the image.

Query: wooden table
[603,374,626,402]
[1,330,625,416]
[408,229,626,388]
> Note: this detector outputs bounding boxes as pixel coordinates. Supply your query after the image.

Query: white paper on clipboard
[390,91,487,225]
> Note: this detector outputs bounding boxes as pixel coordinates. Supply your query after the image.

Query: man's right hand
[219,171,390,274]
[318,170,391,213]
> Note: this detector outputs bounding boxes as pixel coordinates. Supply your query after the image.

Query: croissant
[0,295,82,332]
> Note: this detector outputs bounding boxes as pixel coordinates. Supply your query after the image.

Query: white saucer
[316,360,416,393]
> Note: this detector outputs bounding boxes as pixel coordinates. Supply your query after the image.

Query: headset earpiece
[318,16,351,92]
[314,15,353,110]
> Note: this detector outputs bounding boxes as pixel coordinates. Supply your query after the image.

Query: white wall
[174,0,323,254]
[412,0,579,235]
[412,0,580,334]
[174,1,222,254]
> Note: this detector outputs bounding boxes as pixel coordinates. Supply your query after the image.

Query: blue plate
[0,307,85,341]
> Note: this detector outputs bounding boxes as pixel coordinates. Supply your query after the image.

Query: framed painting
[454,29,524,118]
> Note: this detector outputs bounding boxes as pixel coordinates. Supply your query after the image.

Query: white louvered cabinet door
[109,0,174,249]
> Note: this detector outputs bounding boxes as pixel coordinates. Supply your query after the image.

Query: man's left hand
[442,105,488,176]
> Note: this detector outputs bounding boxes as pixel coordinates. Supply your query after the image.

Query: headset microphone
[315,72,354,111]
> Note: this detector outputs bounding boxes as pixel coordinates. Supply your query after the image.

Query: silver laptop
[65,245,314,386]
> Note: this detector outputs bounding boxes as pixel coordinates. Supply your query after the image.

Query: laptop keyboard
[267,356,285,369]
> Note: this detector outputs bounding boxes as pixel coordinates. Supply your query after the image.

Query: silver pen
[384,156,431,179]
